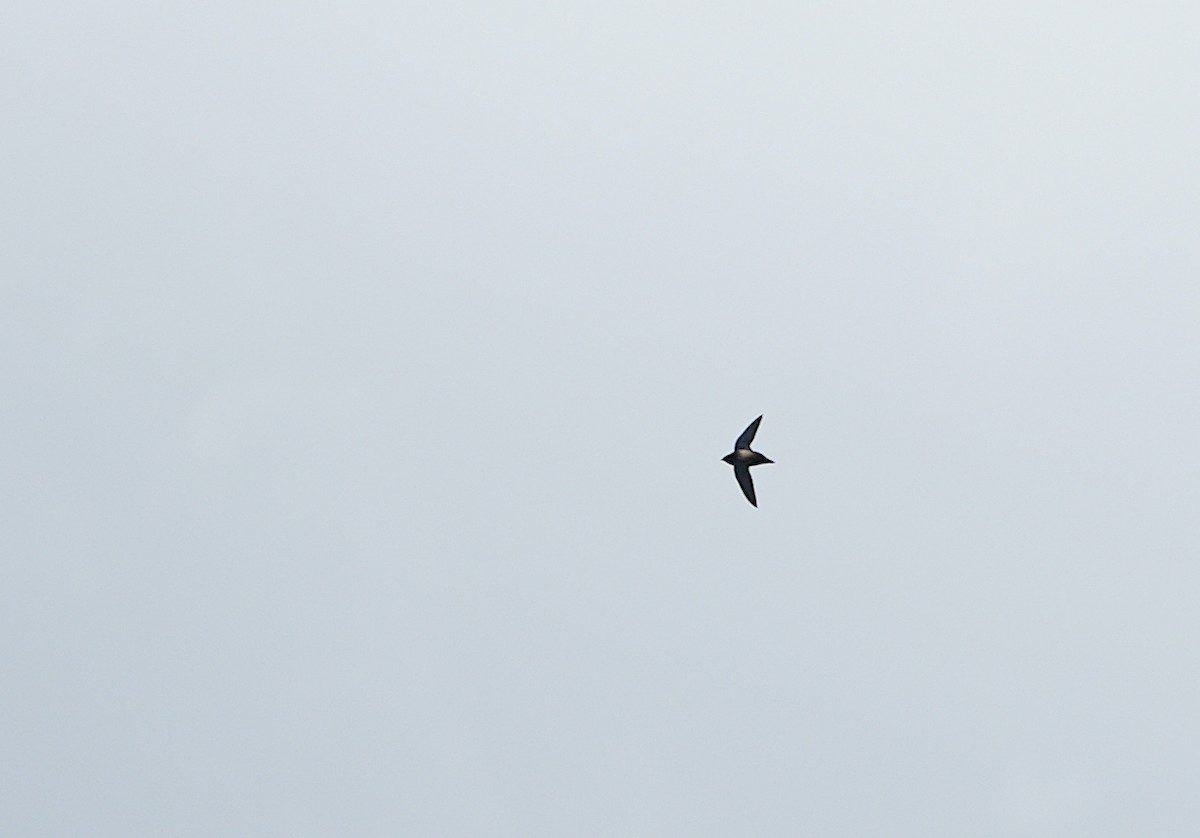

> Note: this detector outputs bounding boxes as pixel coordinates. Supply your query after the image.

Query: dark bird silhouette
[721,415,774,507]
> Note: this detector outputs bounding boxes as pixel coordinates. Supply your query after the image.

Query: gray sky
[4,2,1199,835]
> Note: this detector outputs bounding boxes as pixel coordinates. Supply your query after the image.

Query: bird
[722,415,774,507]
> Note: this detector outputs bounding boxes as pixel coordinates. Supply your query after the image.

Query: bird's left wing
[734,415,763,450]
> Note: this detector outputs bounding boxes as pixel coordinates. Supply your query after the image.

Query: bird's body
[722,415,773,507]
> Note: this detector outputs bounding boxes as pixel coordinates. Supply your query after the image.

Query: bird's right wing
[733,465,758,507]
[734,415,763,450]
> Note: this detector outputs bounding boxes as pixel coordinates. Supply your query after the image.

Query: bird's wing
[733,465,758,507]
[734,415,763,450]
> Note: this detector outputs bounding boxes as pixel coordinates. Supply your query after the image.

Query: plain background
[3,2,1198,835]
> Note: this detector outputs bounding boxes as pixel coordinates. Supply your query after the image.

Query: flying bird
[722,415,774,507]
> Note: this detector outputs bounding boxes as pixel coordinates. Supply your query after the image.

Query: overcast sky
[4,2,1199,836]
